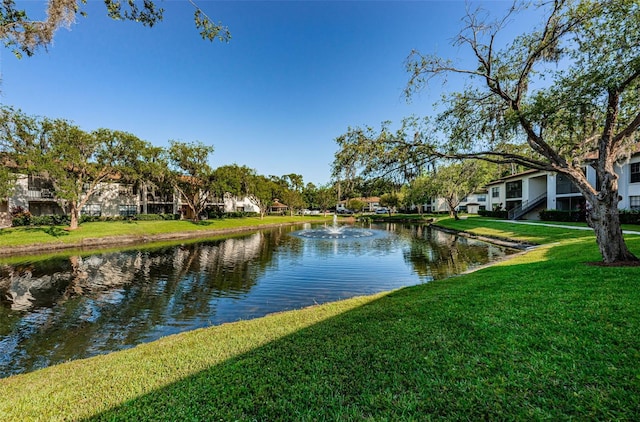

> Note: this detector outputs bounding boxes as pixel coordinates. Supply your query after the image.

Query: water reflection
[0,224,515,377]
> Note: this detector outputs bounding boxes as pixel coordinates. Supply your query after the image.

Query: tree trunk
[587,197,638,263]
[69,202,80,230]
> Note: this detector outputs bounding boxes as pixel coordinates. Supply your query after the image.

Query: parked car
[375,207,388,214]
[337,209,354,215]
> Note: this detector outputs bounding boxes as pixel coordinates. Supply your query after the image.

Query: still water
[0,223,515,378]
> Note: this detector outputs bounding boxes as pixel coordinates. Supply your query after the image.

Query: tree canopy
[335,0,640,263]
[0,0,230,58]
[167,140,215,221]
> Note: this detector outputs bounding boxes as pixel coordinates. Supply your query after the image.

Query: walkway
[493,220,640,236]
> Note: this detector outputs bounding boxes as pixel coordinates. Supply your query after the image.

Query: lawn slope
[1,218,639,420]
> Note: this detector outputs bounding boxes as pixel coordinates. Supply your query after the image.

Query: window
[557,197,583,211]
[506,181,522,199]
[630,196,640,210]
[491,187,500,198]
[556,174,580,194]
[81,204,101,217]
[477,195,487,202]
[631,163,640,183]
[28,175,53,191]
[119,205,137,217]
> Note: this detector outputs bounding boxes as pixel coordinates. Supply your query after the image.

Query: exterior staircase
[508,193,547,220]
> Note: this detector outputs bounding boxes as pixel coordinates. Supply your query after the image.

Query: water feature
[0,223,516,378]
[293,214,375,239]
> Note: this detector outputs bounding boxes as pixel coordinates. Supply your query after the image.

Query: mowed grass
[0,215,329,248]
[1,217,640,420]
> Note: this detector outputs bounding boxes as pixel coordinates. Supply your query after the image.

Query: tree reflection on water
[0,224,515,377]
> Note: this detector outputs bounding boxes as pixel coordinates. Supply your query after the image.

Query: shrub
[619,210,640,225]
[11,206,31,227]
[478,210,508,219]
[30,215,70,226]
[136,214,165,221]
[539,209,586,222]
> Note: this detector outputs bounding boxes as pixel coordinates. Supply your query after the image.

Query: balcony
[27,188,56,200]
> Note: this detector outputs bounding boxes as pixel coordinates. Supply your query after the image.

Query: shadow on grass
[43,226,69,237]
[190,220,215,227]
[83,241,640,421]
[11,226,71,238]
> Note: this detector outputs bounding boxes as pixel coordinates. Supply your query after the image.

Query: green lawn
[1,217,640,420]
[0,215,330,249]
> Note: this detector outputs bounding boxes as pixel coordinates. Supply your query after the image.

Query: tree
[335,0,640,263]
[403,177,433,215]
[0,0,230,58]
[21,118,147,230]
[211,164,253,213]
[346,198,365,214]
[167,140,214,221]
[315,185,336,216]
[246,174,277,219]
[277,174,306,216]
[0,166,16,202]
[379,193,400,215]
[403,0,639,263]
[425,161,494,219]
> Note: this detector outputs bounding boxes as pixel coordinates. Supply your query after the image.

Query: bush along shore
[1,217,640,420]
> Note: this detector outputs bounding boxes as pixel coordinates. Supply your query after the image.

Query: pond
[0,223,516,378]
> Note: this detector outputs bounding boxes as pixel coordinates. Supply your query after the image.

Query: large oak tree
[336,0,639,264]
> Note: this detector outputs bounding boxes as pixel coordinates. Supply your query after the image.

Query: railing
[508,193,547,220]
[27,189,55,200]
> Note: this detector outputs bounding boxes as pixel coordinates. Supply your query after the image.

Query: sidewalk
[492,220,640,236]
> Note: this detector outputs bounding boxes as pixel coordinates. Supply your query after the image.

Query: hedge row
[478,210,509,219]
[619,210,640,225]
[11,213,180,227]
[481,208,640,225]
[10,211,261,227]
[539,209,586,222]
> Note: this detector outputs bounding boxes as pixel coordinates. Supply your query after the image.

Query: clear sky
[1,0,524,186]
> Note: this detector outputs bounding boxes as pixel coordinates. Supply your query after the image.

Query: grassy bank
[0,215,330,250]
[1,218,640,420]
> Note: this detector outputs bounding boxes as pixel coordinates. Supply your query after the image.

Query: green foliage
[619,210,640,225]
[0,0,229,58]
[246,174,279,219]
[314,185,336,213]
[538,209,640,225]
[333,116,435,184]
[167,140,215,221]
[379,192,400,211]
[0,165,16,199]
[539,209,586,223]
[346,198,365,212]
[10,206,31,227]
[478,209,508,219]
[425,160,496,217]
[194,8,231,43]
[211,164,253,200]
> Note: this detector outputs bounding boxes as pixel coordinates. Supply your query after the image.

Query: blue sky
[1,1,524,185]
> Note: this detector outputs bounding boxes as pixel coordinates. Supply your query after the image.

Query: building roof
[485,169,545,186]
